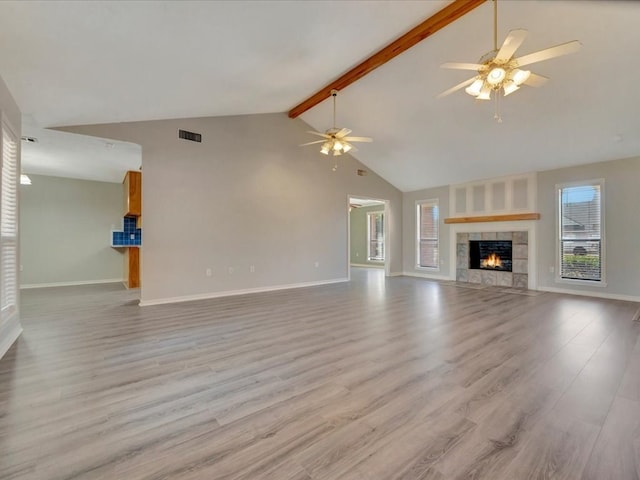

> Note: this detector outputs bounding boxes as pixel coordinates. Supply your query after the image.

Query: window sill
[555,277,607,288]
[416,266,440,273]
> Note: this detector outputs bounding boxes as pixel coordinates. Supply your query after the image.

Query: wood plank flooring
[1,268,639,479]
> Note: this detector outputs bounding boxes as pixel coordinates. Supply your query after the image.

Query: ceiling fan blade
[515,40,581,67]
[441,62,484,71]
[306,131,331,139]
[495,29,528,63]
[299,140,327,147]
[437,77,476,98]
[523,72,549,87]
[343,136,373,143]
[336,128,352,138]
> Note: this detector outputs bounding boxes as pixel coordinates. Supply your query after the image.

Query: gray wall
[537,155,640,298]
[350,204,385,267]
[60,113,402,304]
[402,185,450,278]
[19,174,124,286]
[0,74,21,358]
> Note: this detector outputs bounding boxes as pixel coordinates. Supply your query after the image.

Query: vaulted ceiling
[1,1,639,190]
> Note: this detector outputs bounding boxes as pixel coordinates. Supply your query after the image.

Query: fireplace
[456,232,528,288]
[469,240,513,272]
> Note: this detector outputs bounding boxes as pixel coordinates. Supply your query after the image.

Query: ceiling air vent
[357,169,368,176]
[21,136,38,143]
[178,129,202,143]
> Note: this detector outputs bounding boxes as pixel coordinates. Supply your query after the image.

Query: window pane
[418,201,439,268]
[559,184,602,281]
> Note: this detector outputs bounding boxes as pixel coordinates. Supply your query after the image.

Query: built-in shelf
[444,213,541,224]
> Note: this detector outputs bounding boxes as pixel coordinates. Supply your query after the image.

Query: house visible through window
[417,200,439,268]
[559,182,603,282]
[1,120,18,325]
[367,211,384,262]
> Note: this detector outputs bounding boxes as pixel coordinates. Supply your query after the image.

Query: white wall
[20,174,124,287]
[0,74,22,359]
[537,156,640,300]
[60,113,402,305]
[401,156,640,301]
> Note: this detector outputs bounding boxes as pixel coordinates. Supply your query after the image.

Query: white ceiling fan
[438,0,581,116]
[300,89,372,167]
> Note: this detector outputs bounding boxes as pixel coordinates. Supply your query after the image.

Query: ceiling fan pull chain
[332,160,338,172]
[494,92,503,123]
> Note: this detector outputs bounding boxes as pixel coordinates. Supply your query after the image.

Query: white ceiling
[1,1,639,191]
[21,127,141,183]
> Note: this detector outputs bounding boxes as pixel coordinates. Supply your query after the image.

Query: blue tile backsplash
[112,216,142,246]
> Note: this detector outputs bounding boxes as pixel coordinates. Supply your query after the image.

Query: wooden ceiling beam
[288,0,486,119]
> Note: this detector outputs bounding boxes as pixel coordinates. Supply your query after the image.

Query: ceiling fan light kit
[300,89,372,170]
[439,0,581,120]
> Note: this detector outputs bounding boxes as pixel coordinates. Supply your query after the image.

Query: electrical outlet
[205,268,212,277]
[19,264,23,272]
[130,234,135,240]
[549,266,555,273]
[250,265,255,273]
[228,267,234,274]
[314,261,319,268]
[355,252,359,257]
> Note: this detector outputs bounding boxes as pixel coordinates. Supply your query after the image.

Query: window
[559,182,603,282]
[1,120,18,324]
[367,211,384,261]
[417,200,439,268]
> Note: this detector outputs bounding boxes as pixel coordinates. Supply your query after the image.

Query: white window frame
[366,210,384,262]
[416,199,439,270]
[556,179,606,286]
[1,115,19,325]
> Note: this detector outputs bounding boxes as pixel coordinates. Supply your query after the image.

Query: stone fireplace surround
[456,231,529,289]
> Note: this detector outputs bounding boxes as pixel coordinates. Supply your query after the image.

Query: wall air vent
[178,129,202,143]
[21,136,38,143]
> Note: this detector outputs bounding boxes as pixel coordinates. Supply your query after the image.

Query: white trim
[402,271,453,281]
[139,277,349,307]
[20,278,125,289]
[366,210,385,262]
[350,263,384,269]
[633,308,640,322]
[388,272,403,277]
[0,321,22,360]
[537,286,640,303]
[448,220,538,290]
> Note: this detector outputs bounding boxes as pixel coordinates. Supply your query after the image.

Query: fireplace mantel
[444,213,540,224]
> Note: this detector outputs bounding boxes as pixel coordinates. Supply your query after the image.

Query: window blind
[559,184,602,281]
[367,212,384,261]
[418,201,439,268]
[1,123,18,320]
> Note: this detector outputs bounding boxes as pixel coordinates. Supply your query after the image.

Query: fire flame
[481,253,503,269]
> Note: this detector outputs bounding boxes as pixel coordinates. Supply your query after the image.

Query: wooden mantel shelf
[444,213,541,224]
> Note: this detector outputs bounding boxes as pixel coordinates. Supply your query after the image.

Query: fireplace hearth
[469,240,513,272]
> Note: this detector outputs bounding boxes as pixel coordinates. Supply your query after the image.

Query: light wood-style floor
[1,269,639,480]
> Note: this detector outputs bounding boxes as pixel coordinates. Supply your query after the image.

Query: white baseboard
[401,271,453,281]
[0,321,22,360]
[350,263,384,269]
[388,272,403,277]
[139,277,349,307]
[537,286,640,303]
[20,279,124,289]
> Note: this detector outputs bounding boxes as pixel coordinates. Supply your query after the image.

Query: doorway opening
[347,195,390,279]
